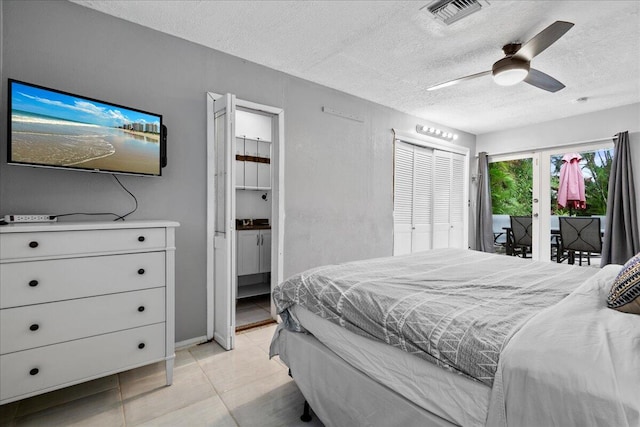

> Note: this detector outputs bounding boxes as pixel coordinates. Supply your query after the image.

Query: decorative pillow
[607,252,640,315]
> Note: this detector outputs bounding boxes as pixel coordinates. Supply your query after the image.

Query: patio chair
[510,216,532,258]
[559,217,602,266]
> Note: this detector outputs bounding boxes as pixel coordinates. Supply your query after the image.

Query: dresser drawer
[0,323,165,402]
[0,252,165,308]
[0,228,166,260]
[1,287,165,355]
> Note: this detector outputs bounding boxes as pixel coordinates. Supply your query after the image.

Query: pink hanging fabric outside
[557,153,586,209]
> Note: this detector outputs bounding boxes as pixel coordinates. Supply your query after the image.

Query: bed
[269,248,640,427]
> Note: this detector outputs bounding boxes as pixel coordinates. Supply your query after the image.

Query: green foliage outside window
[489,158,533,215]
[489,149,612,216]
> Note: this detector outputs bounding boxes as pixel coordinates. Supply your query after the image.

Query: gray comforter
[273,248,596,386]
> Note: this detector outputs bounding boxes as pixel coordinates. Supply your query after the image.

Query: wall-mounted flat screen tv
[8,79,163,176]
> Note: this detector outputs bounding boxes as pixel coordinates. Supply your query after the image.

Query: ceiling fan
[427,21,574,93]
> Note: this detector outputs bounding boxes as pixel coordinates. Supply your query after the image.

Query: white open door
[212,94,237,350]
[207,93,285,347]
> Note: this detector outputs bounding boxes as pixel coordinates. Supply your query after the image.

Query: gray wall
[0,0,475,342]
[476,103,640,223]
[476,103,640,155]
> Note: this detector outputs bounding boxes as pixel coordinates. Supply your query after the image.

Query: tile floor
[236,295,272,329]
[0,324,324,427]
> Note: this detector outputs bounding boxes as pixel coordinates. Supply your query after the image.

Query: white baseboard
[175,335,208,351]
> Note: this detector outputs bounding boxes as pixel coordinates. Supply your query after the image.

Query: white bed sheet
[290,304,491,427]
[487,264,640,427]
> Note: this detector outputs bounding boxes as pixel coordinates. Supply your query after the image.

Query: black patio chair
[510,216,532,258]
[558,217,602,266]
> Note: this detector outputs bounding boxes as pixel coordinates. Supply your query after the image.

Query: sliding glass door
[490,140,614,262]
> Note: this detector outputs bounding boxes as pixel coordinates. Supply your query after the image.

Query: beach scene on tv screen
[10,82,161,175]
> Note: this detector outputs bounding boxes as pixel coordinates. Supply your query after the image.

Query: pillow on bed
[607,252,640,315]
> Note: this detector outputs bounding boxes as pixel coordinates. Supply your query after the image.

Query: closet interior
[235,108,274,330]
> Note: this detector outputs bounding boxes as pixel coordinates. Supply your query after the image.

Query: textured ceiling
[70,0,640,135]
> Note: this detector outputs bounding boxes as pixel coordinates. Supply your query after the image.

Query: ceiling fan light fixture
[493,68,528,86]
[492,57,530,86]
[427,22,572,93]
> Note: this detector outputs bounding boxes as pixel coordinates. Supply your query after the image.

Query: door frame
[488,139,614,262]
[206,92,285,344]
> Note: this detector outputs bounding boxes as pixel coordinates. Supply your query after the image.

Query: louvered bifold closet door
[432,150,452,248]
[393,142,414,255]
[449,153,466,248]
[411,146,433,252]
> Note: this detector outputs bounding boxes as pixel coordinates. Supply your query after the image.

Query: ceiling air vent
[423,0,490,26]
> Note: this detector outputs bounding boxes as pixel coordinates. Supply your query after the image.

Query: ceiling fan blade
[524,68,565,92]
[514,21,574,61]
[427,70,491,91]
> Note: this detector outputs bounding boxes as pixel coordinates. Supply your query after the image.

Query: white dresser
[0,220,179,405]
